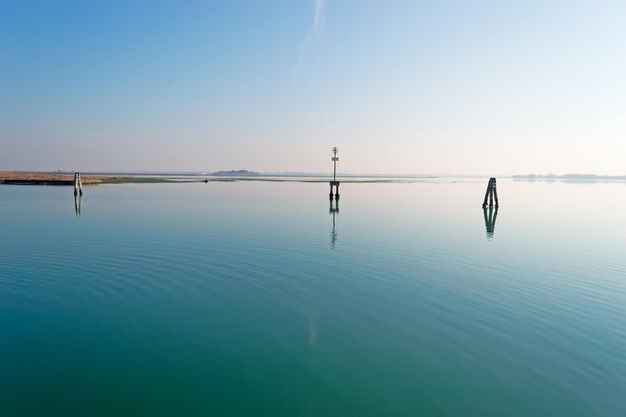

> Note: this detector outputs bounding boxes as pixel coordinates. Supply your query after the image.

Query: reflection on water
[329,198,339,249]
[74,193,82,216]
[483,205,498,239]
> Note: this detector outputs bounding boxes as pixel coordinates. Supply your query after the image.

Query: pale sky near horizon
[1,1,625,175]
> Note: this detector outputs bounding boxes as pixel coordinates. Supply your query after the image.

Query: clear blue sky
[1,0,625,174]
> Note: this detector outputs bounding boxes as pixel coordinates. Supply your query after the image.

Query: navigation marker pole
[329,147,340,200]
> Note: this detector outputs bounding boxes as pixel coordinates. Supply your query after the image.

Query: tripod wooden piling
[482,178,499,208]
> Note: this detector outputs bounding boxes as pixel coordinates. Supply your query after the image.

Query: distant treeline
[211,170,258,176]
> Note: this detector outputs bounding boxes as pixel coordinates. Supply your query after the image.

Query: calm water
[1,180,625,416]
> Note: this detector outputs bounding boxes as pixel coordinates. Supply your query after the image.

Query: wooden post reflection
[329,198,339,248]
[74,192,82,216]
[483,205,498,238]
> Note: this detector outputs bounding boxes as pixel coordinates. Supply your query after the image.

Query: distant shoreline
[4,171,626,186]
[512,174,626,182]
[0,171,442,186]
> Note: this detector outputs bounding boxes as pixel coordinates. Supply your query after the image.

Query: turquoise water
[1,181,625,416]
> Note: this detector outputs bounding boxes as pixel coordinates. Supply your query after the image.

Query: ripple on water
[2,182,626,417]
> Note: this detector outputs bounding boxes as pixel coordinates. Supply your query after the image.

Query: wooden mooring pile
[482,177,499,208]
[73,172,83,196]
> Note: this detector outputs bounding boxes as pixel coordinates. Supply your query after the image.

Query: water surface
[1,181,625,416]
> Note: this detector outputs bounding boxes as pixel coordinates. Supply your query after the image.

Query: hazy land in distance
[3,171,626,186]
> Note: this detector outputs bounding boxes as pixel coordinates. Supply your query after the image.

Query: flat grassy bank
[0,172,178,185]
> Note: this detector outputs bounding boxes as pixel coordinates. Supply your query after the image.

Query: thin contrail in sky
[293,0,327,80]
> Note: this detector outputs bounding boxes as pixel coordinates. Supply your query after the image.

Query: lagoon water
[1,180,625,416]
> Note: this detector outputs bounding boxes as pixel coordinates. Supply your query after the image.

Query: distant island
[211,170,259,176]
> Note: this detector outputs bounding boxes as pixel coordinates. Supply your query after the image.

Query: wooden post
[482,178,498,208]
[492,178,499,207]
[482,178,492,208]
[74,172,83,196]
[329,181,340,200]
